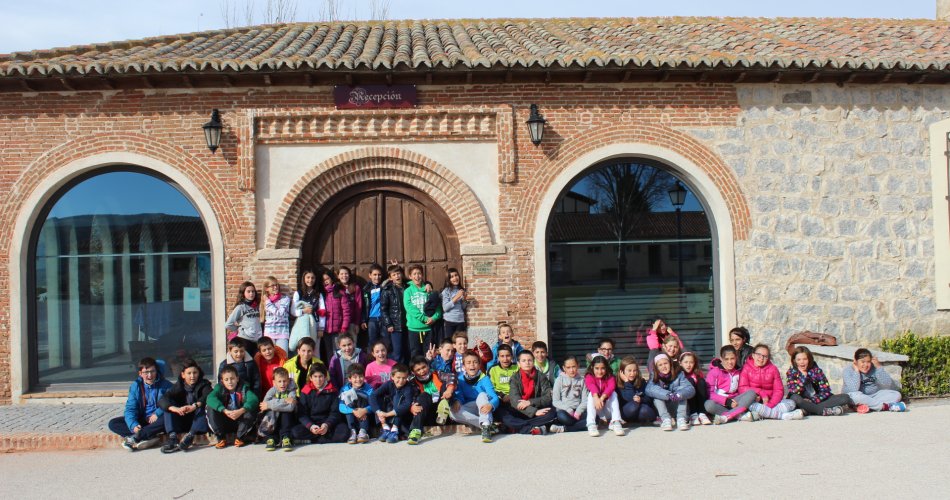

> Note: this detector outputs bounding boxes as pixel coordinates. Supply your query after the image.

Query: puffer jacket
[785,365,833,403]
[646,371,696,401]
[378,280,406,332]
[123,359,172,431]
[323,284,352,334]
[705,358,742,406]
[739,359,785,408]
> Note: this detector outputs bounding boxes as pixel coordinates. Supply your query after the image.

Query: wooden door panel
[424,215,447,262]
[355,195,378,268]
[403,201,426,264]
[333,206,356,265]
[384,195,404,264]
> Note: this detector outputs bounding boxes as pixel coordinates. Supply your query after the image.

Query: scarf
[520,369,536,400]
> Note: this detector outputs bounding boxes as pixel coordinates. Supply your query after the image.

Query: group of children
[110,311,909,451]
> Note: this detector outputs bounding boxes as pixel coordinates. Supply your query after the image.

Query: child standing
[109,357,172,451]
[206,365,259,448]
[584,355,624,436]
[224,281,261,355]
[365,340,397,389]
[282,337,322,395]
[218,338,261,396]
[291,363,349,444]
[449,351,501,443]
[409,356,456,443]
[261,276,292,353]
[339,363,375,444]
[338,266,363,339]
[290,270,326,355]
[369,363,416,443]
[328,333,370,390]
[842,348,907,413]
[551,356,589,433]
[646,318,683,371]
[488,323,524,369]
[738,344,805,421]
[646,353,695,431]
[704,345,759,424]
[503,351,557,435]
[158,358,211,453]
[362,264,385,350]
[379,264,407,363]
[404,264,442,359]
[679,352,711,426]
[616,356,656,426]
[440,268,468,339]
[322,269,352,365]
[259,367,297,452]
[786,346,851,416]
[532,341,559,385]
[729,326,754,369]
[254,336,287,395]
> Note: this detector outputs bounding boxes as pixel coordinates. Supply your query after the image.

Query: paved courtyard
[0,400,947,499]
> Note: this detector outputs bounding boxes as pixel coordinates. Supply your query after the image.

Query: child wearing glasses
[738,344,804,421]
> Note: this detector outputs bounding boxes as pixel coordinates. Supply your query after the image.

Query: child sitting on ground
[679,352,711,426]
[842,348,907,413]
[585,355,623,437]
[218,338,261,396]
[738,344,804,422]
[615,356,656,426]
[255,336,287,394]
[409,356,456,443]
[646,353,696,431]
[532,341,559,385]
[259,367,297,452]
[502,351,557,435]
[488,323,524,369]
[109,357,172,451]
[339,363,375,444]
[370,363,416,444]
[551,356,589,433]
[488,344,519,407]
[449,351,501,443]
[365,340,397,389]
[786,346,851,416]
[158,358,211,453]
[646,318,683,372]
[206,365,259,448]
[704,345,760,424]
[291,363,349,444]
[283,337,322,394]
[328,333,369,390]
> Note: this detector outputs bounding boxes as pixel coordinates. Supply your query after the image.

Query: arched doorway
[302,182,461,289]
[546,158,716,364]
[28,169,214,388]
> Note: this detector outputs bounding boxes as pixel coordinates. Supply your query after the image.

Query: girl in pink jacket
[737,344,804,421]
[320,270,352,365]
[646,319,684,372]
[705,345,760,424]
[584,356,623,437]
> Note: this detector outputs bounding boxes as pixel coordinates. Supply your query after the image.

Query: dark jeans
[345,412,371,432]
[163,409,209,435]
[500,405,557,434]
[320,333,338,366]
[621,401,657,424]
[791,393,852,416]
[290,421,349,443]
[408,330,433,360]
[266,411,295,439]
[555,409,589,432]
[108,416,164,439]
[206,408,257,440]
[384,393,434,435]
[443,321,467,340]
[388,330,406,364]
[366,318,383,352]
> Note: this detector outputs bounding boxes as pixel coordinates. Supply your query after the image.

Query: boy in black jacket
[291,363,348,444]
[379,265,407,363]
[158,358,212,453]
[369,363,415,443]
[218,338,262,396]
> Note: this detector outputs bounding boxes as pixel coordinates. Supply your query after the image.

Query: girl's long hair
[679,352,704,379]
[324,269,344,298]
[260,276,280,320]
[588,355,613,380]
[651,354,681,383]
[616,355,645,389]
[298,270,317,297]
[443,267,464,290]
[234,281,257,308]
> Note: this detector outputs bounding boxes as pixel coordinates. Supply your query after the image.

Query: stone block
[801,215,826,237]
[813,239,845,258]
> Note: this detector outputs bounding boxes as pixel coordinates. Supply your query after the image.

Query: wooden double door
[302,184,461,288]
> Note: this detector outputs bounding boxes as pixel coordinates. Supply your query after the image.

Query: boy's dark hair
[462,351,481,362]
[227,338,246,350]
[387,264,404,275]
[137,357,157,371]
[257,336,275,348]
[853,348,872,361]
[531,341,548,351]
[346,363,366,378]
[272,367,289,379]
[219,365,239,378]
[409,356,429,370]
[391,363,410,375]
[598,337,615,349]
[407,264,424,276]
[719,345,737,358]
[307,363,329,378]
[441,338,454,347]
[497,344,513,355]
[180,358,200,374]
[518,350,534,361]
[296,337,316,351]
[369,263,385,274]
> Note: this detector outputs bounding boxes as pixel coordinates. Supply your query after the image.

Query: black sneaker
[161,439,179,454]
[481,424,492,443]
[179,433,195,451]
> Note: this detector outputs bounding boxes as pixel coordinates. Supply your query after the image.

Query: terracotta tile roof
[549,212,711,242]
[2,17,949,78]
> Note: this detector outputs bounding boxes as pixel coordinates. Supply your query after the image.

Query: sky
[47,172,198,218]
[0,0,938,54]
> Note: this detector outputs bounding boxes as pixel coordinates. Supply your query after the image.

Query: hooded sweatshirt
[328,347,370,390]
[488,363,519,396]
[404,281,441,332]
[297,381,340,429]
[225,300,262,343]
[552,372,589,414]
[123,360,173,431]
[262,380,298,414]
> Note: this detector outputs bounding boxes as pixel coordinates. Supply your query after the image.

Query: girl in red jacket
[738,344,804,421]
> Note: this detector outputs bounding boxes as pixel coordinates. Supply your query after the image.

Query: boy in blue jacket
[108,357,172,451]
[450,351,501,443]
[370,363,415,443]
[339,363,375,444]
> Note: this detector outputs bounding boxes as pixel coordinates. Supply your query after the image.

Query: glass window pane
[33,171,213,387]
[547,160,716,366]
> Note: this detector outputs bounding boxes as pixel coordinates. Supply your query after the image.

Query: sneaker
[676,418,690,431]
[713,414,730,425]
[889,402,907,412]
[161,439,179,454]
[357,429,369,443]
[378,429,390,442]
[690,414,701,426]
[435,399,451,425]
[265,438,277,451]
[652,417,662,427]
[609,421,625,436]
[660,419,674,431]
[781,409,805,420]
[135,437,160,450]
[529,426,548,436]
[588,425,600,437]
[121,437,136,452]
[347,430,358,445]
[407,429,422,445]
[823,406,845,416]
[549,424,565,434]
[488,423,500,436]
[481,424,493,443]
[856,404,870,414]
[281,437,293,452]
[214,438,228,449]
[698,413,712,425]
[179,433,195,452]
[233,438,247,448]
[386,431,399,444]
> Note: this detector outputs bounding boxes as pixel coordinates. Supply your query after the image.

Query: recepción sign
[333,85,417,109]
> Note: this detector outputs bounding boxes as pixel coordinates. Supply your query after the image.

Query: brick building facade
[1,18,949,402]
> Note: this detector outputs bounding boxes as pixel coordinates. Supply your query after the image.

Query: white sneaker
[134,437,160,450]
[660,418,674,431]
[698,413,712,425]
[587,425,600,437]
[676,418,690,431]
[739,411,761,422]
[782,409,805,420]
[689,413,701,426]
[609,421,624,436]
[549,424,565,434]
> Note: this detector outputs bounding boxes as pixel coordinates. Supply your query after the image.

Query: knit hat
[653,353,670,364]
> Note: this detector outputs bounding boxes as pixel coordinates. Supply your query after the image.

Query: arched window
[546,158,716,365]
[31,171,212,388]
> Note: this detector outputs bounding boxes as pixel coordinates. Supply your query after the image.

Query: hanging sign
[333,85,417,109]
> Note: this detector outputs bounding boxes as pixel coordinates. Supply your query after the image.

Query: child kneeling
[206,365,260,448]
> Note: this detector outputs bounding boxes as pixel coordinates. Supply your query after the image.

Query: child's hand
[633,395,641,403]
[536,407,551,416]
[443,388,454,400]
[424,283,433,293]
[425,317,434,325]
[361,322,368,330]
[147,414,158,424]
[573,410,583,420]
[284,397,295,404]
[309,424,320,435]
[132,425,142,434]
[871,356,882,368]
[668,393,680,403]
[594,398,604,411]
[426,344,437,360]
[652,319,662,331]
[479,403,493,415]
[762,396,770,406]
[353,408,367,419]
[411,402,424,416]
[516,400,531,411]
[502,395,510,404]
[259,402,269,411]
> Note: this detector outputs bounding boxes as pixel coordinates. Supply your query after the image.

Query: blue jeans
[389,330,407,364]
[345,412,371,432]
[163,408,209,435]
[108,416,164,439]
[366,318,383,352]
[621,400,657,424]
[555,409,589,432]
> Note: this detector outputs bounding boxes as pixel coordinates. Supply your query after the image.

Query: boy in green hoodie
[403,264,441,360]
[489,344,519,407]
[206,365,259,448]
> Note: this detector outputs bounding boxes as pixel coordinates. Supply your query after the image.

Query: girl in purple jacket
[321,270,352,365]
[704,345,760,424]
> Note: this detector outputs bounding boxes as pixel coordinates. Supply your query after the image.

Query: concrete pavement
[1,401,948,499]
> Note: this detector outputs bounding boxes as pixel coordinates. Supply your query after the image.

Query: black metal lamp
[668,181,687,208]
[526,104,546,146]
[203,109,223,153]
[668,181,688,291]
